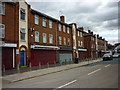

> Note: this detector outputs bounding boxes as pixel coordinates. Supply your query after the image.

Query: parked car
[112,53,120,58]
[102,53,113,61]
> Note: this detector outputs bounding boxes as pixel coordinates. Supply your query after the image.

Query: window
[20,8,26,20]
[34,14,39,25]
[78,41,80,47]
[49,34,53,44]
[81,41,83,46]
[64,37,66,45]
[20,28,26,41]
[42,17,46,27]
[78,31,80,36]
[59,24,62,31]
[43,33,47,43]
[49,20,52,28]
[0,24,5,38]
[91,37,94,41]
[67,27,70,34]
[80,32,82,37]
[35,31,39,42]
[68,38,70,46]
[59,36,62,45]
[63,25,66,32]
[0,2,5,15]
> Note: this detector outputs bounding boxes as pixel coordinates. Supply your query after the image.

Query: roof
[31,9,72,27]
[84,33,96,37]
[6,2,16,5]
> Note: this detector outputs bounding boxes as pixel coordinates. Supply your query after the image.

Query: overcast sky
[26,0,118,45]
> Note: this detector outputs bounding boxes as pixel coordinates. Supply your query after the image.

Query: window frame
[0,24,5,38]
[59,36,62,45]
[49,20,52,28]
[63,25,66,32]
[20,8,26,21]
[64,37,66,45]
[49,34,53,44]
[34,14,39,25]
[67,27,70,34]
[68,38,70,46]
[43,33,47,43]
[35,31,39,42]
[42,17,47,27]
[78,41,80,47]
[0,2,5,15]
[78,31,80,36]
[59,24,62,31]
[20,28,26,41]
[80,32,82,37]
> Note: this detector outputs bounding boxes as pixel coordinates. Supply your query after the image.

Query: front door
[20,51,26,66]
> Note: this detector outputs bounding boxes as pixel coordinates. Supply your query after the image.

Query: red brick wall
[29,12,57,46]
[1,3,16,43]
[57,25,72,47]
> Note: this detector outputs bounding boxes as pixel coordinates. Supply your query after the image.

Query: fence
[2,57,101,76]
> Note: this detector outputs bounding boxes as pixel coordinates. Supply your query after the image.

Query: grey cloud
[102,19,118,30]
[27,1,118,44]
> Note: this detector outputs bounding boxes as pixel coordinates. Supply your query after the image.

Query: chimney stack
[97,34,99,38]
[60,16,65,23]
[88,30,91,33]
[91,32,93,35]
[78,27,84,31]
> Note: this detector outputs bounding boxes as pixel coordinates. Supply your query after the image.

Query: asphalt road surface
[3,57,119,89]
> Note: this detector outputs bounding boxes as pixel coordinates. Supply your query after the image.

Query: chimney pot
[88,30,91,33]
[60,16,65,23]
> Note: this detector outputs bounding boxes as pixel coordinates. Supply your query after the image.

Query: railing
[2,57,101,76]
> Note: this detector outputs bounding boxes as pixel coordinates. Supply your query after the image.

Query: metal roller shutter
[59,53,72,63]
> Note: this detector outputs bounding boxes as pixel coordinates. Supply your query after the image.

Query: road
[3,58,119,89]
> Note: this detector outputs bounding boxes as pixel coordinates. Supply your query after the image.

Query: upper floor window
[81,41,83,46]
[64,37,66,45]
[0,2,5,15]
[35,31,39,42]
[49,20,52,28]
[42,17,46,27]
[63,25,66,32]
[91,37,94,41]
[80,32,82,37]
[67,27,70,34]
[20,8,26,20]
[68,38,70,46]
[34,14,39,25]
[78,31,80,36]
[43,33,47,43]
[49,34,53,44]
[59,24,62,31]
[0,24,5,38]
[20,28,26,41]
[78,41,80,47]
[59,36,62,45]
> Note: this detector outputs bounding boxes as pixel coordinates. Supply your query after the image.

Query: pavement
[2,58,102,85]
[2,58,119,88]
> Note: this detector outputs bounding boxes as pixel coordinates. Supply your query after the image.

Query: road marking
[57,80,77,89]
[88,68,101,75]
[105,64,111,67]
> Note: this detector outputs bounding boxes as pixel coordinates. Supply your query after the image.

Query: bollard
[17,64,20,73]
[54,61,56,67]
[65,59,67,65]
[60,61,62,66]
[39,62,41,69]
[3,65,5,76]
[29,62,32,71]
[47,62,49,68]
